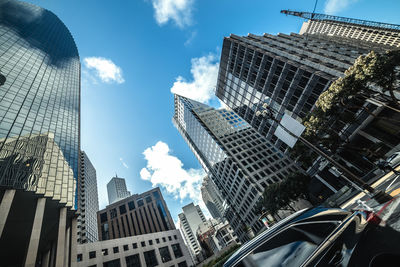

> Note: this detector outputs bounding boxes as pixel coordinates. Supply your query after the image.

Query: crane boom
[280,10,400,32]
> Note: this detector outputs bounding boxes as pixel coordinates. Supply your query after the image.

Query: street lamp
[256,102,392,204]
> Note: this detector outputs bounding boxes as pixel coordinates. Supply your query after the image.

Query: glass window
[126,254,141,267]
[102,249,108,256]
[89,251,96,259]
[137,199,144,207]
[162,237,166,242]
[132,243,138,249]
[128,201,135,210]
[144,250,158,267]
[237,222,337,267]
[103,259,121,267]
[178,261,188,267]
[149,240,153,245]
[119,205,127,214]
[100,212,108,223]
[159,246,172,263]
[77,254,82,262]
[113,247,119,253]
[156,238,160,244]
[141,241,146,247]
[168,236,172,241]
[171,243,183,258]
[145,195,152,203]
[174,235,177,240]
[110,208,117,219]
[123,245,129,251]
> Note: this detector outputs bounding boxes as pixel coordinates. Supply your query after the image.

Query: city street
[342,165,400,231]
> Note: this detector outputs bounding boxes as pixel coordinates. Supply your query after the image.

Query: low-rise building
[75,229,193,267]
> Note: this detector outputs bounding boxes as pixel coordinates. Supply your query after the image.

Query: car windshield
[236,222,338,267]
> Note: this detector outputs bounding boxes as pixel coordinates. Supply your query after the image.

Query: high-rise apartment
[201,175,226,219]
[107,176,131,204]
[215,30,390,153]
[173,95,301,242]
[0,0,80,265]
[97,187,175,241]
[178,203,206,262]
[78,151,99,243]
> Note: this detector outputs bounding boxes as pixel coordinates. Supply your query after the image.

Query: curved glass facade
[0,0,80,208]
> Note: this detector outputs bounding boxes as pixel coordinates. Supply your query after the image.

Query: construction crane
[280,10,400,32]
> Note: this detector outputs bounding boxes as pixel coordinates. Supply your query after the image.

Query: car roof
[223,207,351,267]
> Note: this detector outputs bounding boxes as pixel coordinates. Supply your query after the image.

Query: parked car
[223,207,400,267]
[386,152,400,168]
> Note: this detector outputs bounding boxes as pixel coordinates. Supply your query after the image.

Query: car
[223,207,400,267]
[386,152,400,168]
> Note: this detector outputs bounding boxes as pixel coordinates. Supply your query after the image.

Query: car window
[235,222,337,267]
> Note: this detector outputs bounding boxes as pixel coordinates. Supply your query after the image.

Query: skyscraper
[0,0,80,265]
[178,203,206,262]
[173,95,301,242]
[107,176,131,204]
[215,31,390,152]
[201,175,226,219]
[78,151,99,243]
[97,187,175,241]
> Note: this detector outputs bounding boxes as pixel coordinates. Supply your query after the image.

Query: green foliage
[201,244,240,267]
[256,172,311,217]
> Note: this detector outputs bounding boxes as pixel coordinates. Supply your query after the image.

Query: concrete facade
[75,229,193,267]
[107,177,131,204]
[78,151,99,243]
[98,187,175,241]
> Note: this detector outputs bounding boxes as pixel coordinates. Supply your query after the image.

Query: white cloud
[184,31,197,46]
[324,0,359,14]
[119,157,129,169]
[171,54,219,105]
[151,0,194,28]
[83,57,124,84]
[140,141,209,213]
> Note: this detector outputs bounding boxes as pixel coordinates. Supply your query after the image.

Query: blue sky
[25,0,400,223]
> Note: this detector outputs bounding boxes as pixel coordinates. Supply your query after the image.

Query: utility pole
[256,103,393,204]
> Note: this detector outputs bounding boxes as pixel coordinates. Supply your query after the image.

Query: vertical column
[0,189,16,238]
[55,207,67,267]
[64,226,70,267]
[41,250,50,267]
[25,197,46,267]
[70,216,78,267]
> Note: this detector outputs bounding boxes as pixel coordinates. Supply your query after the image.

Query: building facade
[173,95,301,242]
[296,12,400,47]
[75,229,193,267]
[107,176,131,204]
[201,175,227,219]
[0,0,80,265]
[215,32,390,153]
[78,151,99,243]
[178,203,206,262]
[98,187,175,241]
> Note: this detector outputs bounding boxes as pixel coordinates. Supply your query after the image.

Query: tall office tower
[107,176,131,204]
[215,31,390,152]
[201,175,226,219]
[178,203,207,262]
[77,151,99,243]
[279,10,400,48]
[173,95,300,242]
[0,1,80,266]
[97,187,175,241]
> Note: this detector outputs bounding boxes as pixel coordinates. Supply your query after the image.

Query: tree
[256,172,311,217]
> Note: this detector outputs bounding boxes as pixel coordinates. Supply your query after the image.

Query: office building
[215,30,390,153]
[286,11,400,48]
[97,187,175,241]
[201,175,226,219]
[178,203,206,263]
[173,95,301,242]
[75,229,193,267]
[0,0,80,265]
[78,151,99,243]
[107,176,131,204]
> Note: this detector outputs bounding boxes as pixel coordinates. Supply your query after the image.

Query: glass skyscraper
[173,94,301,242]
[0,0,80,265]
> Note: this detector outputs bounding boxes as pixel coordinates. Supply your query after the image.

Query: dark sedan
[223,207,400,267]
